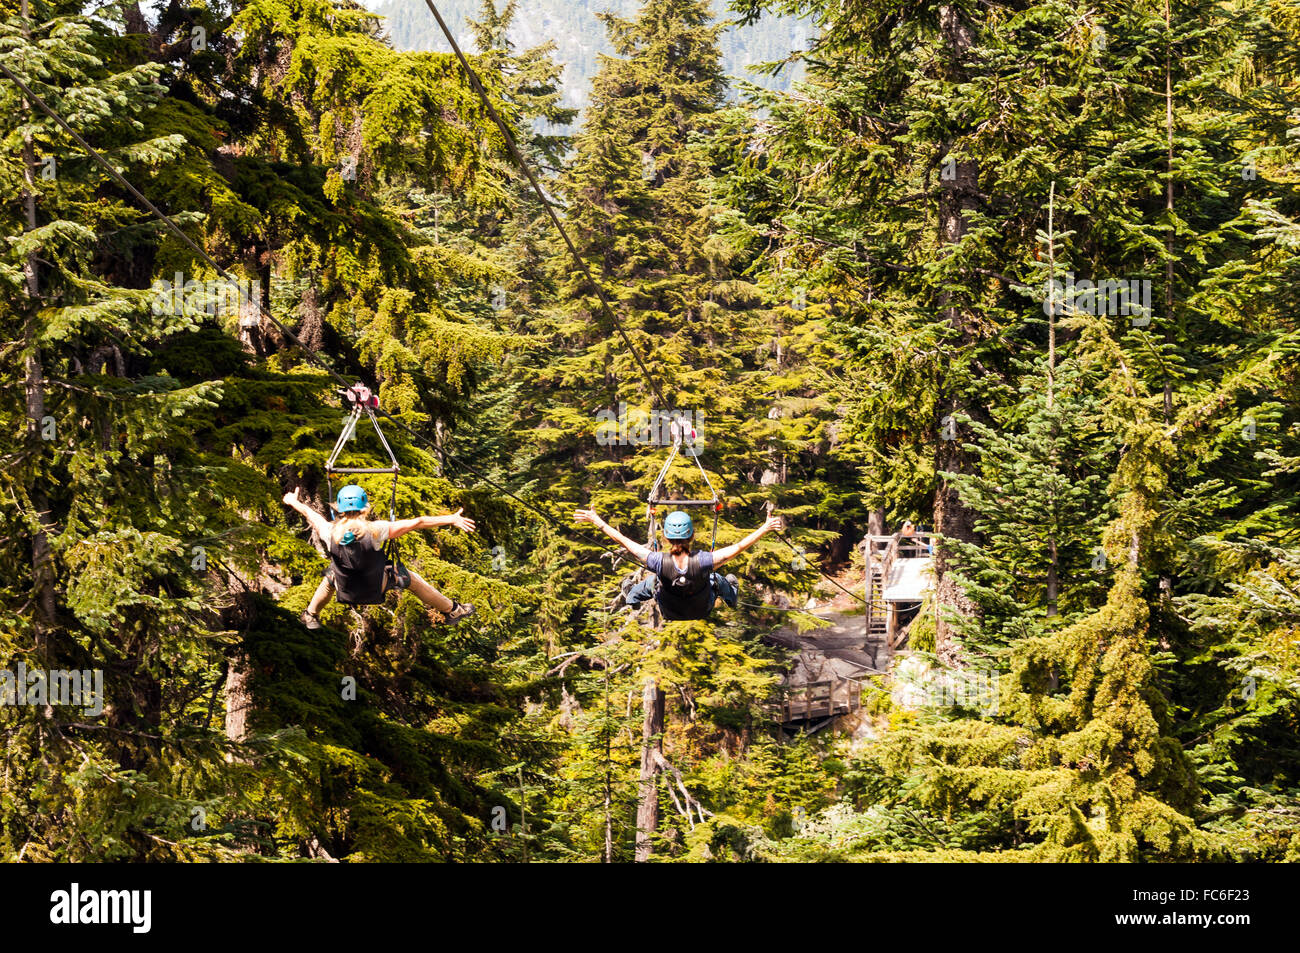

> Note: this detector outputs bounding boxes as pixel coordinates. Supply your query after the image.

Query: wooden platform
[766,608,893,672]
[765,608,890,728]
[863,533,934,649]
[769,657,866,725]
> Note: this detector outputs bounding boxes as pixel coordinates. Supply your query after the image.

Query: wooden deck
[769,674,866,723]
[765,608,888,728]
[766,608,893,672]
[763,533,937,729]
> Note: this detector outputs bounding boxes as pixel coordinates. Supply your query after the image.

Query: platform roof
[883,557,935,602]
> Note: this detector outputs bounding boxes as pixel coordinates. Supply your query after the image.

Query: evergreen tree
[512,0,828,861]
[944,357,1114,654]
[0,0,244,859]
[731,0,1300,860]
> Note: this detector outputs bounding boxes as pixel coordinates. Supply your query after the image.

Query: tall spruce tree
[513,0,825,861]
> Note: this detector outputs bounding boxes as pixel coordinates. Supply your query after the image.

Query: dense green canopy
[1,0,1296,862]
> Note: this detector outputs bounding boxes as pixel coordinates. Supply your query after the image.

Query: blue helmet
[334,484,368,513]
[663,511,694,540]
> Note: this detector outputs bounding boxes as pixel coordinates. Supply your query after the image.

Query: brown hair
[669,536,693,556]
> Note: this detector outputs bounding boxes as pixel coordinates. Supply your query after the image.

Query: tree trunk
[20,0,57,644]
[933,428,979,654]
[1046,533,1059,618]
[634,677,665,862]
[123,1,149,34]
[932,5,981,655]
[224,649,252,744]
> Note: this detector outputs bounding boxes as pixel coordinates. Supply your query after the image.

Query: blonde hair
[330,506,378,546]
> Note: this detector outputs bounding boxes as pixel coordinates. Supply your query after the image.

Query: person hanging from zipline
[573,507,784,621]
[284,485,477,629]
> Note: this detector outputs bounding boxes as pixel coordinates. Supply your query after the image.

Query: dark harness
[324,384,408,606]
[653,552,714,621]
[642,418,725,621]
[328,534,406,606]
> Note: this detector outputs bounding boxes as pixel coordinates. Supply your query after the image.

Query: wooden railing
[862,533,934,561]
[770,675,865,723]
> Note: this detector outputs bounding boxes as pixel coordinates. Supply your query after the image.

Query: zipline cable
[417,0,672,413]
[0,57,616,548]
[416,1,871,608]
[774,527,869,606]
[2,47,864,613]
[371,406,617,554]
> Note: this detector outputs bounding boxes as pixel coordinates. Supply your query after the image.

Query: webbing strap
[645,419,720,550]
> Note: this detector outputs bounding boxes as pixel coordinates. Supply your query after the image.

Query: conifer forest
[2,0,1299,880]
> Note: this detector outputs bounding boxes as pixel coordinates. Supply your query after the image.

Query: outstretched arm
[388,508,476,540]
[283,488,333,540]
[712,514,784,567]
[574,508,652,564]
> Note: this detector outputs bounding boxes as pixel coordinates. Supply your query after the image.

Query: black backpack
[654,552,714,621]
[330,535,390,606]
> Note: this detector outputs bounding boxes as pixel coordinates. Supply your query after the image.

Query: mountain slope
[366,0,810,110]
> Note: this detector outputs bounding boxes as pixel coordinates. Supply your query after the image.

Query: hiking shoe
[443,600,476,626]
[302,610,322,630]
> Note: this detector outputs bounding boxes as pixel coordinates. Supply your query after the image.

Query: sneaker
[302,610,322,630]
[724,574,740,608]
[442,601,476,626]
